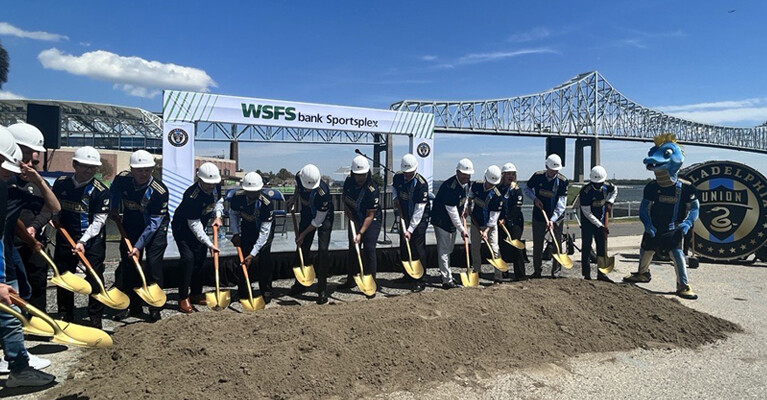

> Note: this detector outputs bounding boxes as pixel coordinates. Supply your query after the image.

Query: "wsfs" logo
[241,103,297,121]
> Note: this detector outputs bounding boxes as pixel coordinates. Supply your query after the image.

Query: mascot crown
[653,133,684,154]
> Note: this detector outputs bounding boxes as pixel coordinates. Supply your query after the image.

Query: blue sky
[1,0,766,181]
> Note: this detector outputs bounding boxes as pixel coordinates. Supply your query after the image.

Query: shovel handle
[236,246,250,279]
[37,249,61,278]
[349,220,365,276]
[399,218,415,261]
[9,293,65,336]
[55,224,96,272]
[213,225,219,270]
[462,216,472,272]
[113,218,147,278]
[540,209,564,255]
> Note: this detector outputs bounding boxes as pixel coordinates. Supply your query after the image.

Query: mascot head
[643,133,684,186]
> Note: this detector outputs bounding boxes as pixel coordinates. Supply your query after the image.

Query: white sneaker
[0,359,8,374]
[6,366,55,387]
[28,353,51,370]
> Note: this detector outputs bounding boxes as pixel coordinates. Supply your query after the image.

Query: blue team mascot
[623,133,700,300]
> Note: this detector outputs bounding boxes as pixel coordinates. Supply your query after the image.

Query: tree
[98,159,114,181]
[0,40,9,88]
[276,168,293,181]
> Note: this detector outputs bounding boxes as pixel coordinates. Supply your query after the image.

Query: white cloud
[508,27,550,43]
[655,97,767,126]
[435,48,558,69]
[38,48,217,98]
[420,55,437,61]
[0,90,24,99]
[0,22,68,41]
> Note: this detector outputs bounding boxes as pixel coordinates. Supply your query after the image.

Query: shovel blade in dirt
[240,296,266,312]
[293,264,316,287]
[401,259,424,280]
[354,273,377,296]
[206,289,231,311]
[500,224,525,250]
[597,255,615,275]
[39,250,92,295]
[486,257,508,272]
[27,317,113,348]
[5,296,107,348]
[460,270,479,287]
[133,283,167,308]
[552,253,574,269]
[92,287,131,310]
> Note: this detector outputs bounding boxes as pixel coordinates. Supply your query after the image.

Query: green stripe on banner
[173,92,190,121]
[191,94,205,121]
[205,95,219,121]
[200,94,212,122]
[404,111,417,135]
[393,110,407,133]
[184,92,198,121]
[162,91,175,115]
[165,91,182,122]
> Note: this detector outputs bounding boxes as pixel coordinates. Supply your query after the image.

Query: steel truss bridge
[391,71,767,154]
[0,99,163,152]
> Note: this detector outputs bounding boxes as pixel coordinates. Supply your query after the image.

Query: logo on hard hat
[416,142,430,158]
[682,161,767,261]
[168,128,189,148]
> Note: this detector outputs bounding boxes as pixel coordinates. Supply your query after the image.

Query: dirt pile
[46,279,740,399]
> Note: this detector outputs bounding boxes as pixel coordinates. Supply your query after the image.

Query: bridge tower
[574,138,600,182]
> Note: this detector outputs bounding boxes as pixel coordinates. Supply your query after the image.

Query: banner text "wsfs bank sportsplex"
[241,103,380,128]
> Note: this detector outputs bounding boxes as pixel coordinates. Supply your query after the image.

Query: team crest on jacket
[682,161,767,260]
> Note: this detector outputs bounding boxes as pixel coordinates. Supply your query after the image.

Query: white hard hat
[590,165,607,183]
[1,144,22,174]
[8,122,46,153]
[351,155,370,175]
[401,153,418,173]
[129,149,156,168]
[197,162,221,184]
[0,125,18,162]
[73,146,102,166]
[501,162,517,173]
[484,165,502,185]
[545,154,562,171]
[242,171,264,191]
[299,164,321,190]
[456,158,474,174]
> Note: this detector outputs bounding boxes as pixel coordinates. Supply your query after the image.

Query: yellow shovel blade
[93,288,131,310]
[487,257,509,272]
[509,239,525,250]
[293,264,316,287]
[51,272,92,295]
[552,253,574,269]
[401,259,425,279]
[460,270,479,287]
[353,274,377,296]
[0,304,52,337]
[240,296,266,312]
[134,283,167,308]
[206,290,232,311]
[597,255,615,275]
[28,317,113,348]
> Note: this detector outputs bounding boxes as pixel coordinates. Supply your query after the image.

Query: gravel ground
[2,222,766,399]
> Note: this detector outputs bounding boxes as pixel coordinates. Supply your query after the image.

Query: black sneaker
[412,282,426,292]
[148,309,162,322]
[442,281,460,290]
[89,316,102,330]
[337,279,356,290]
[289,284,306,296]
[597,274,614,283]
[316,291,328,305]
[623,271,651,283]
[263,291,273,305]
[530,271,542,279]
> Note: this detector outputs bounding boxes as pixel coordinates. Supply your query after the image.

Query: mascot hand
[645,226,656,238]
[678,222,691,235]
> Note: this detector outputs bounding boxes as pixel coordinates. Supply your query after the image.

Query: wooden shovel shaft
[399,219,415,262]
[55,224,110,294]
[603,210,610,253]
[291,210,308,267]
[349,220,365,276]
[462,217,472,272]
[540,209,565,256]
[236,246,256,304]
[114,218,151,288]
[213,225,220,297]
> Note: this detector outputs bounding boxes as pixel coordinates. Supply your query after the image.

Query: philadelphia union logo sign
[682,161,767,260]
[167,128,189,147]
[416,142,431,158]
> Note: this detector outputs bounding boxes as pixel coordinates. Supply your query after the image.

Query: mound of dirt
[46,279,740,399]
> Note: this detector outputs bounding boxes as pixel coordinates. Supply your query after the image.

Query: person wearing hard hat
[392,154,430,292]
[52,146,111,328]
[229,172,275,304]
[524,154,569,279]
[109,150,169,322]
[7,123,55,313]
[468,165,505,283]
[340,155,382,298]
[578,165,617,282]
[0,127,56,387]
[171,162,224,313]
[286,164,334,304]
[497,162,526,281]
[431,158,474,289]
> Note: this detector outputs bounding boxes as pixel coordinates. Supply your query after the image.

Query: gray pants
[532,219,563,277]
[471,223,501,279]
[434,225,457,284]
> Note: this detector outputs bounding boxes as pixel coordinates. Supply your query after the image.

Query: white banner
[163,90,434,139]
[161,120,195,218]
[410,137,435,193]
